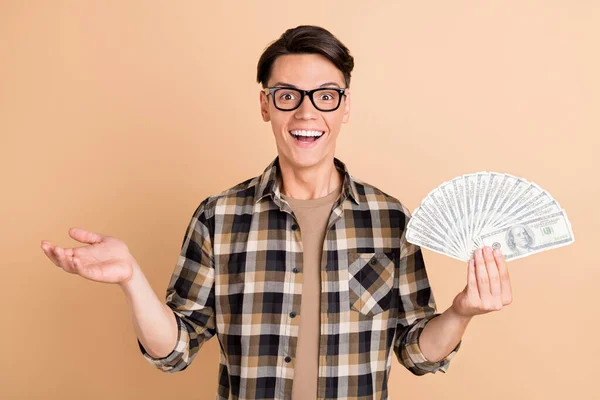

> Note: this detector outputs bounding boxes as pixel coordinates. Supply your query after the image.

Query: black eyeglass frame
[262,87,347,112]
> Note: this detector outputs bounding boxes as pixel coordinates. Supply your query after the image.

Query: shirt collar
[255,156,360,206]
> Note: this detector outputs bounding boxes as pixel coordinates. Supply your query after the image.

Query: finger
[483,246,502,298]
[474,248,491,301]
[63,247,78,272]
[54,246,74,273]
[467,258,479,299]
[41,241,61,267]
[52,246,66,270]
[68,227,104,245]
[494,248,513,305]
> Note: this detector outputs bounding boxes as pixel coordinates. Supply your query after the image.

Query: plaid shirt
[138,156,461,400]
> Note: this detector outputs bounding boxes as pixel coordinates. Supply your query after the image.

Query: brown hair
[256,25,354,88]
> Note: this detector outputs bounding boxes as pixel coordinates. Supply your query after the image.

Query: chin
[285,153,322,169]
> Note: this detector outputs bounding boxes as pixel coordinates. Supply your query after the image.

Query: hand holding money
[451,246,513,318]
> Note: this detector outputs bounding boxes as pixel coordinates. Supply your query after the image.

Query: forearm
[120,262,179,359]
[418,305,472,362]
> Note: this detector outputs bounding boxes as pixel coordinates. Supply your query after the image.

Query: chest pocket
[348,252,395,316]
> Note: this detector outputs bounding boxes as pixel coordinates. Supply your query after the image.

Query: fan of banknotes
[406,172,575,262]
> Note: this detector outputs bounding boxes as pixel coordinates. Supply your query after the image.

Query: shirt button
[284,356,292,363]
[370,258,377,265]
[291,224,298,231]
[289,311,296,318]
[292,267,300,273]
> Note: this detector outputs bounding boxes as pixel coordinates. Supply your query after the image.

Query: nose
[293,95,318,120]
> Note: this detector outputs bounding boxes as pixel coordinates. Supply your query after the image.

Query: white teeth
[290,130,324,137]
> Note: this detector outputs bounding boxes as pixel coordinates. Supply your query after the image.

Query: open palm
[41,227,135,284]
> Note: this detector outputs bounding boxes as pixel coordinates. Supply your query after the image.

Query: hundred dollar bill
[491,192,559,231]
[491,182,542,228]
[471,172,486,239]
[486,175,528,229]
[440,181,467,257]
[477,172,502,235]
[420,188,461,251]
[406,223,467,262]
[463,173,477,249]
[411,205,464,257]
[474,211,575,261]
[430,187,459,247]
[452,177,469,258]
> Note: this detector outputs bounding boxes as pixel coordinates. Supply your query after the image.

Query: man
[507,225,534,255]
[40,25,513,400]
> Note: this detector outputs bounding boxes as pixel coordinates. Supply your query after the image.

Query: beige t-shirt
[281,185,342,400]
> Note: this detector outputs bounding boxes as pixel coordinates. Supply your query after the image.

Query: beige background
[1,1,599,399]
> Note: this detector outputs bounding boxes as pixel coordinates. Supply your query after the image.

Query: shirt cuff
[401,316,462,375]
[137,312,191,373]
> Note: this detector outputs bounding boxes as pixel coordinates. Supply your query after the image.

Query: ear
[260,90,271,122]
[341,88,351,124]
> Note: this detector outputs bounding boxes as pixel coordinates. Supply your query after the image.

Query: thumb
[68,227,105,244]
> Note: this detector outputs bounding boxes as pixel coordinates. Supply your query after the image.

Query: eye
[278,91,297,101]
[317,90,339,102]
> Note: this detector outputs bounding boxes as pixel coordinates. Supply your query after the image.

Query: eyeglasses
[262,87,347,112]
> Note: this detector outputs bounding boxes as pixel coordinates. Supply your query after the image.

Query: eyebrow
[271,81,342,89]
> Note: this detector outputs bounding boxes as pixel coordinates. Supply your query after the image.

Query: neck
[278,157,342,200]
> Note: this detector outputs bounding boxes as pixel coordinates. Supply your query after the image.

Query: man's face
[512,227,529,247]
[260,53,351,170]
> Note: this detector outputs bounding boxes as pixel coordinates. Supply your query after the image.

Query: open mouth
[289,129,325,143]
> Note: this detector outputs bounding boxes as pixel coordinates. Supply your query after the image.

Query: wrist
[119,260,142,295]
[448,303,475,324]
